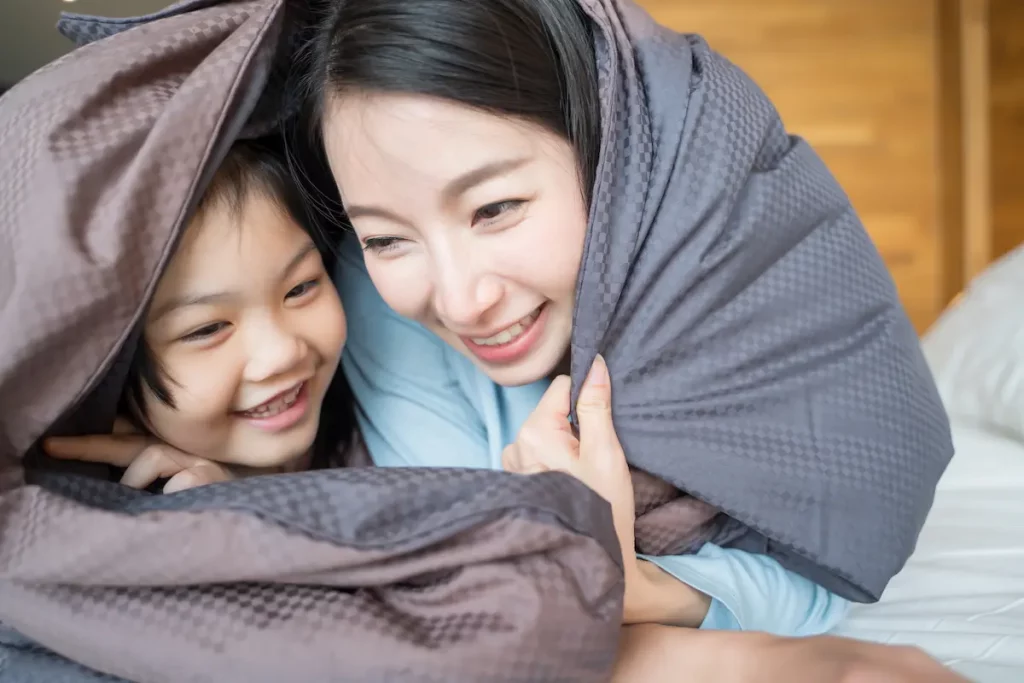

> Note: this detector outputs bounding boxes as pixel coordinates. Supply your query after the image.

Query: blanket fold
[570,0,953,602]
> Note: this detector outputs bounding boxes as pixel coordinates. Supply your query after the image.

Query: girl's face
[141,194,346,470]
[323,92,587,387]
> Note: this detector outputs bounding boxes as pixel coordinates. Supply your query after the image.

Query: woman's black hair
[119,134,354,461]
[307,0,602,204]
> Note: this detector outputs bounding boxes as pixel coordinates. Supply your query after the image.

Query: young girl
[44,138,353,491]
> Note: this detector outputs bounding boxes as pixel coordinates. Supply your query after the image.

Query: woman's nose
[434,263,504,329]
[243,318,308,383]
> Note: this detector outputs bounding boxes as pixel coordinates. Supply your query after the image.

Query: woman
[307,0,958,679]
[312,0,848,636]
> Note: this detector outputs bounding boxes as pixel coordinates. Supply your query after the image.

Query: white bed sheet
[833,421,1024,682]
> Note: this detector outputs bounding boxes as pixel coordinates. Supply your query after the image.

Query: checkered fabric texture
[571,0,953,602]
[0,0,953,680]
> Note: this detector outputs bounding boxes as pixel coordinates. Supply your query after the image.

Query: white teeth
[244,384,302,418]
[471,311,539,346]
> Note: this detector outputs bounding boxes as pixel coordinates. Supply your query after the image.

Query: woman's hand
[502,355,635,552]
[502,355,710,626]
[43,419,235,493]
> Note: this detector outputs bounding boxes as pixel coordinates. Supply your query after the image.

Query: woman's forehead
[323,92,561,198]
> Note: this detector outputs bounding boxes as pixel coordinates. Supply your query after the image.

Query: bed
[835,244,1024,682]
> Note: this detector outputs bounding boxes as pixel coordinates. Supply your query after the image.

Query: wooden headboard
[638,0,1023,334]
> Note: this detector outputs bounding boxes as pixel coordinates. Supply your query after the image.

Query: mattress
[834,420,1024,682]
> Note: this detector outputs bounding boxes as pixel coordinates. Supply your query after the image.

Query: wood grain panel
[989,0,1024,260]
[637,0,944,331]
[955,0,992,285]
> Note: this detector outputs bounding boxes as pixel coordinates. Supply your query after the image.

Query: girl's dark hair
[308,0,601,203]
[119,134,354,460]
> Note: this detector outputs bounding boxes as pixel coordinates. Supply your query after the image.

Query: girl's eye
[473,199,525,224]
[362,236,404,253]
[180,322,229,343]
[286,278,321,300]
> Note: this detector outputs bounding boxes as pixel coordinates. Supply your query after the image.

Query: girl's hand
[502,355,709,626]
[43,419,235,493]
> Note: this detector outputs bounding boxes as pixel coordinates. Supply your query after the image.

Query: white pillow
[922,243,1024,442]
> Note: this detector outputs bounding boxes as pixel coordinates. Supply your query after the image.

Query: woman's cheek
[512,214,585,295]
[367,259,430,321]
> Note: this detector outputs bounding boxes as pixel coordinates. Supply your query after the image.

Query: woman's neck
[549,351,572,381]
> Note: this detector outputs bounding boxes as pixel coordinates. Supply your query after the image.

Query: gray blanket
[0,0,953,681]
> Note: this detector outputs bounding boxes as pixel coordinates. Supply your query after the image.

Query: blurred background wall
[639,0,1024,333]
[2,0,1021,334]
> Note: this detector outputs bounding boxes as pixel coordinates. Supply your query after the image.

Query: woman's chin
[476,345,569,387]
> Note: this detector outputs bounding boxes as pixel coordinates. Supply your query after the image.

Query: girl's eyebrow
[279,241,318,280]
[149,292,233,323]
[149,241,318,322]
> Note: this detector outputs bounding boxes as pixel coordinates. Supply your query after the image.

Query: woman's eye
[473,199,525,224]
[362,236,404,253]
[180,322,229,342]
[286,278,321,299]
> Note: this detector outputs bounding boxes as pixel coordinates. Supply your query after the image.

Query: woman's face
[323,92,588,387]
[142,194,346,469]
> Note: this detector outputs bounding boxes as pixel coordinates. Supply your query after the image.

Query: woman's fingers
[517,430,581,474]
[576,354,622,463]
[43,433,149,468]
[501,443,522,472]
[502,443,559,475]
[574,355,637,560]
[511,375,581,474]
[523,374,573,432]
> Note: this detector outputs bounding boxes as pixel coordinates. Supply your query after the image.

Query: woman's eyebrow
[344,156,532,223]
[440,156,531,203]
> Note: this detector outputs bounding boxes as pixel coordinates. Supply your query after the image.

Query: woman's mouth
[460,304,548,365]
[236,382,311,432]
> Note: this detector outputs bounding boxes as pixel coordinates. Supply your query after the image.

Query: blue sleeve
[640,546,850,635]
[333,240,491,469]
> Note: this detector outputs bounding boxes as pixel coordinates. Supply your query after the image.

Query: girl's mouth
[237,381,311,432]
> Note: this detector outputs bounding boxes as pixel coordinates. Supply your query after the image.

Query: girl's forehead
[150,196,309,306]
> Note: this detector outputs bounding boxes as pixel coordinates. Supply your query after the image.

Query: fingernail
[585,354,609,387]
